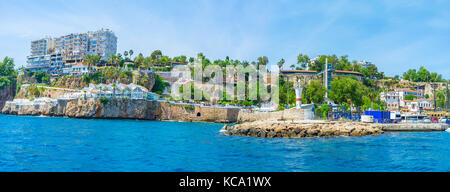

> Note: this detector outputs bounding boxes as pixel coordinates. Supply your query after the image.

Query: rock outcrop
[222,120,384,138]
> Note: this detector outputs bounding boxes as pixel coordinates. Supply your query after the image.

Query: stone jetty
[222,120,384,138]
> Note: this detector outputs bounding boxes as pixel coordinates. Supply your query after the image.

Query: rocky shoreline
[221,120,384,138]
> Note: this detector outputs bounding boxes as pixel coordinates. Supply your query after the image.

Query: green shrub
[81,74,91,84]
[184,105,195,111]
[34,71,50,84]
[404,94,418,101]
[99,97,109,105]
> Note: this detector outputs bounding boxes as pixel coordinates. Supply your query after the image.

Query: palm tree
[143,56,153,70]
[257,56,269,69]
[124,51,129,61]
[277,58,285,69]
[151,50,163,66]
[290,64,295,70]
[134,53,144,70]
[368,90,377,110]
[107,54,116,67]
[83,54,100,71]
[116,53,123,68]
[129,50,134,59]
[112,83,117,98]
[83,55,93,70]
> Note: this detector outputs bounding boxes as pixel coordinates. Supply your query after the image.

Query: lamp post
[446,80,449,111]
[431,83,437,111]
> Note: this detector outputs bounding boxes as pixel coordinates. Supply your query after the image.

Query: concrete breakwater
[1,98,240,123]
[380,123,448,132]
[222,120,384,138]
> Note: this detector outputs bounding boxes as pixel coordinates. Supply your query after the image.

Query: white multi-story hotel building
[26,29,117,75]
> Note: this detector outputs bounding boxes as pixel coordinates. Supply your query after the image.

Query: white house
[404,98,434,112]
[380,89,424,110]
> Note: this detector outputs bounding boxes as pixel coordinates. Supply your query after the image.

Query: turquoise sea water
[0,114,449,172]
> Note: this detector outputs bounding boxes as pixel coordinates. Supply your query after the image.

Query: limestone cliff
[53,76,87,89]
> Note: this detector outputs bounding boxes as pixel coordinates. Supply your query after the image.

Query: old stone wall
[158,102,240,123]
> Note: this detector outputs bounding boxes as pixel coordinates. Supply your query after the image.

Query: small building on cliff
[81,83,159,100]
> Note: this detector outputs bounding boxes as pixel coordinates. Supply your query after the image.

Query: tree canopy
[402,67,444,82]
[303,80,327,104]
[0,57,17,89]
[328,77,367,107]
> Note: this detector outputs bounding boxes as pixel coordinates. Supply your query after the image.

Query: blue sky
[0,0,449,78]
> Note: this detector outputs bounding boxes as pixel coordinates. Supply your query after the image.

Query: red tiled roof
[333,70,362,75]
[280,70,317,73]
[391,89,419,93]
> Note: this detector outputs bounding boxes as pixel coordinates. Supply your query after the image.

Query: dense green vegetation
[436,89,448,108]
[278,78,296,110]
[292,54,385,81]
[0,57,17,89]
[404,94,418,101]
[302,80,327,104]
[402,66,444,82]
[328,77,366,107]
[99,97,109,105]
[33,71,50,84]
[81,67,133,84]
[151,74,170,95]
[25,84,45,98]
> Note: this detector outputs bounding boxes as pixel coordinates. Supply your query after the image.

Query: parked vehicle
[431,117,439,122]
[365,111,391,123]
[401,114,429,123]
[390,111,402,123]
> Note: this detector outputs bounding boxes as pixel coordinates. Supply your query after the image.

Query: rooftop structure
[358,60,375,69]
